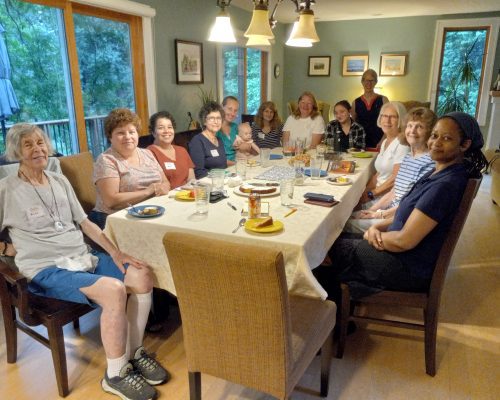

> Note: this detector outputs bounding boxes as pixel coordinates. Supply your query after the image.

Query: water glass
[260,148,271,167]
[310,157,323,180]
[194,182,210,214]
[294,160,305,186]
[282,139,295,158]
[280,178,295,206]
[235,160,247,180]
[210,169,225,192]
[295,138,305,155]
[316,143,326,160]
[326,138,335,154]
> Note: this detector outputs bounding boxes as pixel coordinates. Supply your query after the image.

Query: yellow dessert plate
[245,218,284,233]
[175,190,195,201]
[351,151,373,158]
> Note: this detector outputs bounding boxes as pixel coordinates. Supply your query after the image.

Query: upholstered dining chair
[336,177,482,376]
[59,152,96,214]
[287,100,332,125]
[163,232,336,399]
[0,260,94,397]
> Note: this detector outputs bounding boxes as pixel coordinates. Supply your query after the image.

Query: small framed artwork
[308,56,331,77]
[380,53,407,76]
[175,39,204,84]
[342,55,369,76]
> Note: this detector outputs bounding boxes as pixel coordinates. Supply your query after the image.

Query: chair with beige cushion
[400,100,431,112]
[59,152,96,214]
[287,100,331,125]
[163,232,336,399]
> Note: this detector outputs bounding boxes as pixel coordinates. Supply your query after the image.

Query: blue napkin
[269,154,283,160]
[304,169,328,177]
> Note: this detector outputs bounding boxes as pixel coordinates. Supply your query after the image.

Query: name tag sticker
[210,149,219,157]
[258,133,265,139]
[26,205,45,222]
[164,162,176,170]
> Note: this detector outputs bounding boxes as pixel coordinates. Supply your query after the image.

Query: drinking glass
[194,182,210,214]
[235,160,247,180]
[316,143,326,160]
[210,169,225,192]
[295,138,305,155]
[282,139,295,158]
[294,160,305,186]
[260,148,271,167]
[280,178,295,206]
[310,157,323,180]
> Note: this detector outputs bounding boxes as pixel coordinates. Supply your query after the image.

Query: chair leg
[189,371,201,400]
[424,309,438,377]
[1,303,18,363]
[335,283,350,359]
[47,320,70,397]
[320,330,333,397]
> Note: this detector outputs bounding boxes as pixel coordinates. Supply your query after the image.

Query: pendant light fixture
[287,0,319,46]
[208,0,236,43]
[244,1,275,40]
[246,35,272,47]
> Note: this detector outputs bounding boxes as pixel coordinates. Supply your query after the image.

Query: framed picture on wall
[308,56,331,76]
[380,53,407,76]
[175,39,204,84]
[342,55,369,76]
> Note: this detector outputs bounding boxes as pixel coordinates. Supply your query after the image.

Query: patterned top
[251,123,283,148]
[93,147,164,214]
[391,152,434,207]
[325,119,366,151]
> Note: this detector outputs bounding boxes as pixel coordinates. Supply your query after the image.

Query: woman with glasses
[188,101,228,179]
[359,101,409,206]
[352,69,389,148]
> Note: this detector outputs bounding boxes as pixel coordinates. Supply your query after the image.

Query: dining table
[104,149,376,300]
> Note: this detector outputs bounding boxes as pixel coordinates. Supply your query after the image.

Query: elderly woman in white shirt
[359,101,409,207]
[282,91,325,149]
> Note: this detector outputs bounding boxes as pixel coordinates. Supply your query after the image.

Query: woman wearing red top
[147,111,195,189]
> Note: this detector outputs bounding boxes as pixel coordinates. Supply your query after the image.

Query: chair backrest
[59,152,96,214]
[428,177,482,306]
[400,100,431,112]
[287,100,331,125]
[163,232,292,397]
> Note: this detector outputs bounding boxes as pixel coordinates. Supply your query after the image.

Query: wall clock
[274,63,280,78]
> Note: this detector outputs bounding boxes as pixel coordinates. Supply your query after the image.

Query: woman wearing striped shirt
[251,101,283,149]
[345,107,437,233]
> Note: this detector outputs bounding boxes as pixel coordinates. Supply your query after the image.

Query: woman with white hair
[0,123,169,400]
[359,101,409,206]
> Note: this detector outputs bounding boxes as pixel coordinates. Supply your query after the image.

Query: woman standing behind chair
[251,101,283,149]
[90,108,170,229]
[283,91,325,149]
[352,69,389,148]
[359,101,409,206]
[326,100,366,152]
[189,101,227,179]
[147,111,195,189]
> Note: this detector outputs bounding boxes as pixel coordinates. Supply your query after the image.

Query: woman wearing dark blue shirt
[318,112,487,300]
[189,101,228,179]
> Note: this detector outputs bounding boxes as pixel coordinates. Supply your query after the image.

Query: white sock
[126,291,152,359]
[107,353,128,378]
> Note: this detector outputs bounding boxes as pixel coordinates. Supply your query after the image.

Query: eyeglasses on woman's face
[380,113,398,120]
[206,116,223,122]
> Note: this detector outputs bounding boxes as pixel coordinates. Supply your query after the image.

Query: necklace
[20,170,64,232]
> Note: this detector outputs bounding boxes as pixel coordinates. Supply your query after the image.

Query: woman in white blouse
[359,101,409,206]
[282,91,325,149]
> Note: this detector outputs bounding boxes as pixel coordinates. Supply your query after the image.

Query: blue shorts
[28,252,125,307]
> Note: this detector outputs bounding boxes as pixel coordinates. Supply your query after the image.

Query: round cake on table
[239,183,277,195]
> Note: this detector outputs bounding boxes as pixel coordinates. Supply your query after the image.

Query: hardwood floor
[1,178,498,400]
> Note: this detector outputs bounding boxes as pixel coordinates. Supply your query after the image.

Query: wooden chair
[59,152,96,214]
[336,177,482,376]
[163,232,336,400]
[0,260,94,397]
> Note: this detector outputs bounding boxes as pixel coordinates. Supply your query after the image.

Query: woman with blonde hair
[251,101,283,149]
[283,91,325,149]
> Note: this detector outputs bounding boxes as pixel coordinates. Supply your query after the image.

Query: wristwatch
[0,241,6,257]
[367,191,375,200]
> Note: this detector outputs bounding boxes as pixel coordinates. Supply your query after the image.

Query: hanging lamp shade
[288,9,319,44]
[286,20,313,47]
[244,3,274,40]
[208,10,236,42]
[246,35,271,47]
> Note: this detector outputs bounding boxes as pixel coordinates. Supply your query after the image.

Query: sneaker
[131,346,171,385]
[101,362,157,400]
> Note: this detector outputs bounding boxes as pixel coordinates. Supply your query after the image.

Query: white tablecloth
[105,152,375,299]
